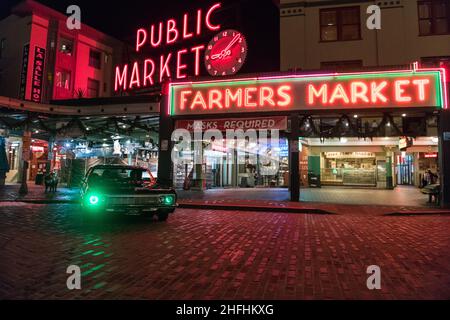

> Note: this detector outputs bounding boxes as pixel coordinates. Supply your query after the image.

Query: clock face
[204,29,247,76]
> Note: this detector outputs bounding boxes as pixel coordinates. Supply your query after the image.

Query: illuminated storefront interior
[166,67,447,192]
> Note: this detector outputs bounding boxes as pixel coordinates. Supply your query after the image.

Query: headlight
[89,195,100,205]
[160,195,175,205]
[85,193,102,207]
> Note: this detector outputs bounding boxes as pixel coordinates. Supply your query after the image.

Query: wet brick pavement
[0,202,449,300]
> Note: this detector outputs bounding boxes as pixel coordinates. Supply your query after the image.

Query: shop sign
[399,136,413,150]
[31,146,44,153]
[175,116,287,132]
[324,152,375,159]
[161,140,169,151]
[169,69,446,116]
[443,132,450,141]
[19,43,30,100]
[290,140,299,153]
[114,3,248,91]
[423,153,438,158]
[31,46,46,103]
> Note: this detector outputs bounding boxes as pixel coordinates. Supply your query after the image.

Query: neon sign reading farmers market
[168,69,447,116]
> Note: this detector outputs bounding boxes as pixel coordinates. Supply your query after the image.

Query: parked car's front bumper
[82,193,177,215]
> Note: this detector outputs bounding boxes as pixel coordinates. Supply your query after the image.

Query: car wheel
[157,211,169,222]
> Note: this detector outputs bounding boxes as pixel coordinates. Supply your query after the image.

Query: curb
[177,202,335,214]
[0,199,79,204]
[384,211,450,216]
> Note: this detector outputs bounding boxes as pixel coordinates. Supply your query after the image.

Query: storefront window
[173,136,289,190]
[322,152,377,186]
[59,38,73,55]
[55,70,71,90]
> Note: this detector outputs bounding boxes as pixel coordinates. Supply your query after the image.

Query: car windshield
[88,168,154,184]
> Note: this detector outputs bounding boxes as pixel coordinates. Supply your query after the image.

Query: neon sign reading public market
[168,69,448,116]
[114,3,224,91]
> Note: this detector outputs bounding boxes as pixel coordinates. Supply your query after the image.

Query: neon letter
[395,80,412,102]
[129,61,141,89]
[225,88,242,108]
[308,84,327,104]
[206,3,221,31]
[245,87,258,107]
[330,84,350,104]
[183,13,193,39]
[259,87,275,106]
[150,22,163,47]
[351,81,369,103]
[412,79,430,101]
[180,90,192,110]
[159,53,172,82]
[136,28,147,52]
[114,65,128,91]
[371,81,388,103]
[191,45,205,76]
[176,49,188,79]
[209,90,223,109]
[167,19,179,44]
[196,9,202,35]
[191,91,207,110]
[143,59,155,86]
[277,85,292,107]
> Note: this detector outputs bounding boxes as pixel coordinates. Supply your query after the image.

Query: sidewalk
[0,183,80,203]
[1,183,449,216]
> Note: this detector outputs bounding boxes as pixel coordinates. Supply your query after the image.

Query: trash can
[35,172,44,185]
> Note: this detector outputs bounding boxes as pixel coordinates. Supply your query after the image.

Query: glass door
[397,154,414,185]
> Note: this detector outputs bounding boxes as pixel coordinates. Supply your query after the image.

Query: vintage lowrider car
[80,164,176,221]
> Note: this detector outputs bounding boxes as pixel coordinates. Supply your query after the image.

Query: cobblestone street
[1,202,449,300]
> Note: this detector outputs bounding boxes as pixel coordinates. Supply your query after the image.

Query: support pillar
[386,151,394,189]
[289,114,300,202]
[0,137,9,186]
[46,135,55,174]
[438,109,450,208]
[19,128,31,195]
[157,82,174,187]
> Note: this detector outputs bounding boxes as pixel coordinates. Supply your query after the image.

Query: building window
[89,49,101,69]
[0,38,5,59]
[421,56,450,80]
[87,78,100,98]
[59,38,73,55]
[320,6,361,41]
[418,0,450,35]
[321,60,363,71]
[55,70,71,90]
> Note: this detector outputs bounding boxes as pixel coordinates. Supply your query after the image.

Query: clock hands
[211,33,241,60]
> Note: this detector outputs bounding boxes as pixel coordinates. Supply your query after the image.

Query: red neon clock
[204,29,247,76]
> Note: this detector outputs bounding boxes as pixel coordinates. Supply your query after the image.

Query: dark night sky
[0,0,280,73]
